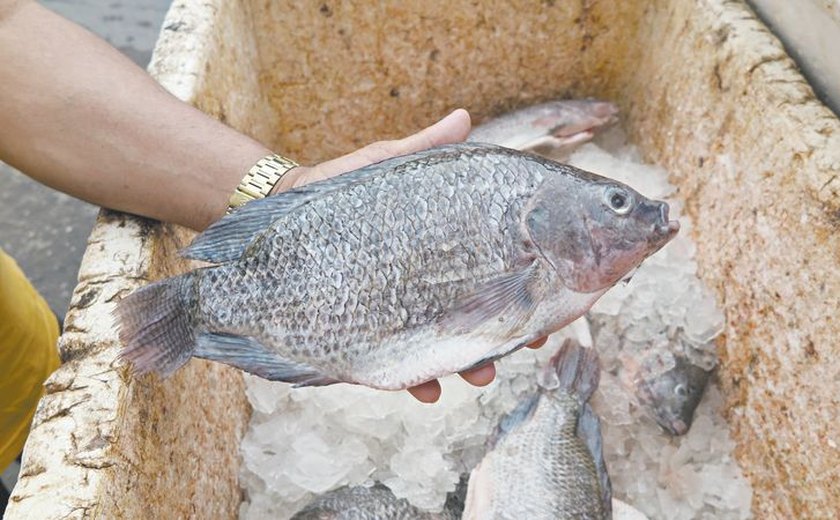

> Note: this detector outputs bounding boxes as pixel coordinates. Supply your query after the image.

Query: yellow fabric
[0,248,60,470]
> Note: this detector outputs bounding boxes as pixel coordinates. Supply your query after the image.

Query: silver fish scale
[291,484,459,520]
[196,148,547,372]
[479,394,605,519]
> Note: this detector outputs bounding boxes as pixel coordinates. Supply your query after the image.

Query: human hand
[270,109,547,402]
[406,336,550,403]
[272,109,472,193]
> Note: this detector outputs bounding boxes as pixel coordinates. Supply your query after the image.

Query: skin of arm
[0,0,548,402]
[0,0,270,231]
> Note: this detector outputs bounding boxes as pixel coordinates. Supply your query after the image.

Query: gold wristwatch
[226,154,298,213]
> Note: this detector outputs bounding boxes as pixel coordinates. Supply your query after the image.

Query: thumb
[312,109,472,180]
[378,108,473,156]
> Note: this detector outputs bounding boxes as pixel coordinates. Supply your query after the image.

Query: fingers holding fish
[525,336,548,349]
[407,338,540,404]
[406,362,496,403]
[406,379,443,404]
[458,362,496,387]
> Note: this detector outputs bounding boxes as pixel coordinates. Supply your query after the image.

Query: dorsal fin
[181,163,384,263]
[180,143,506,264]
[578,403,613,517]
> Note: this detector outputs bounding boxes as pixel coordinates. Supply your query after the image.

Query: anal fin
[195,332,339,387]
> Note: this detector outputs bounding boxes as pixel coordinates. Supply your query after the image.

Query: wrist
[269,165,306,195]
[226,153,298,213]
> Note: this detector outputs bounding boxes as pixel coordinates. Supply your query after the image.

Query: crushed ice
[239,132,753,520]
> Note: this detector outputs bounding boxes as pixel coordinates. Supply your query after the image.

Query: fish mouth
[666,418,689,436]
[658,219,680,238]
[648,408,690,435]
[550,118,617,140]
[545,130,595,148]
[653,202,680,243]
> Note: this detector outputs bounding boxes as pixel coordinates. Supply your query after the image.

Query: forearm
[0,1,271,230]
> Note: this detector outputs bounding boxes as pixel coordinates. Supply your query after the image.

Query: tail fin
[115,273,198,376]
[548,338,601,403]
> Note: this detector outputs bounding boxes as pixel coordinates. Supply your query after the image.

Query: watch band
[227,154,298,213]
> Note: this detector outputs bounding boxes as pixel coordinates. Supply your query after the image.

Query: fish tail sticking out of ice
[549,336,601,402]
[464,339,612,520]
[115,143,678,390]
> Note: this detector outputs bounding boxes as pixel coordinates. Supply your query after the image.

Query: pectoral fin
[439,264,539,335]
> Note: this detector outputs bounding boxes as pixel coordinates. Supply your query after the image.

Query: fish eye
[674,384,688,397]
[605,187,633,215]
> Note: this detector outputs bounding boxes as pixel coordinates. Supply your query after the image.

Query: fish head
[536,99,619,140]
[525,101,619,158]
[525,165,680,293]
[637,357,712,436]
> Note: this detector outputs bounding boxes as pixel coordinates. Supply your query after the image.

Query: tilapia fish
[464,340,611,519]
[291,481,464,520]
[116,143,678,390]
[468,99,618,160]
[474,101,711,435]
[634,350,712,436]
[588,314,714,436]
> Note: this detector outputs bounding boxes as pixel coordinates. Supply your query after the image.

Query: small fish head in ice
[525,165,680,294]
[637,357,712,435]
